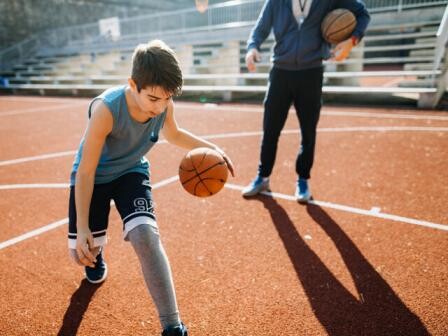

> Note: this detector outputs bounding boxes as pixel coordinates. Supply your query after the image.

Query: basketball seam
[327,19,356,39]
[324,12,355,39]
[194,179,212,196]
[179,165,195,172]
[195,151,208,171]
[193,154,222,196]
[181,161,226,185]
[323,13,344,37]
[179,150,208,173]
[194,167,213,196]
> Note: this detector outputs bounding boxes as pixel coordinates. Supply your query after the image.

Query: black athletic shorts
[68,172,156,249]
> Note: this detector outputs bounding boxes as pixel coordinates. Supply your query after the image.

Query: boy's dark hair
[131,40,183,95]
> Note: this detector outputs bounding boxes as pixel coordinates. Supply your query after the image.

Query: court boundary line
[180,103,448,121]
[2,100,447,120]
[0,150,76,167]
[225,184,448,232]
[1,120,446,250]
[1,125,447,167]
[1,175,446,251]
[0,183,68,190]
[0,102,87,117]
[0,176,178,251]
[0,96,89,103]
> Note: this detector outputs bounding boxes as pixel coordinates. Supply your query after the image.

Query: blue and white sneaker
[162,322,188,336]
[241,175,270,197]
[85,249,108,284]
[295,178,312,203]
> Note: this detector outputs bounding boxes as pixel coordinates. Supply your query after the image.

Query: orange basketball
[179,147,228,197]
[321,9,356,44]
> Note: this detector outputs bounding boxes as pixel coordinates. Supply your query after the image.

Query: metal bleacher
[0,0,447,108]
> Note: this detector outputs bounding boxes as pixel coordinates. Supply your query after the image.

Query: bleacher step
[410,49,436,57]
[363,31,436,42]
[420,26,441,33]
[367,20,440,33]
[363,43,435,52]
[415,37,437,44]
[398,79,437,88]
[404,63,435,71]
[7,78,30,85]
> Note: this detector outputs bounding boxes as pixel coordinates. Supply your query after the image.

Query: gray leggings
[128,224,181,329]
[69,224,181,329]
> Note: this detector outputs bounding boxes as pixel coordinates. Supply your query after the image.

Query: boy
[68,39,234,336]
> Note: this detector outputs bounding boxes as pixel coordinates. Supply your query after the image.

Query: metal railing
[367,0,446,12]
[46,0,447,49]
[48,0,264,50]
[1,0,446,71]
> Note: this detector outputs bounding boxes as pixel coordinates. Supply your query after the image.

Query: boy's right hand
[76,228,96,267]
[245,49,261,72]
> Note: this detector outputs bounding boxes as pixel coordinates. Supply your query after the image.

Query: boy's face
[129,80,172,117]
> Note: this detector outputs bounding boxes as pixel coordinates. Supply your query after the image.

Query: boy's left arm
[162,101,235,176]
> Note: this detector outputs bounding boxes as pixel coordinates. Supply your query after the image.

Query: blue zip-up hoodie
[247,0,370,70]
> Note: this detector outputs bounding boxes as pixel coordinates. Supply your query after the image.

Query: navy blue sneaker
[295,178,312,203]
[162,322,188,336]
[241,175,270,197]
[85,249,108,284]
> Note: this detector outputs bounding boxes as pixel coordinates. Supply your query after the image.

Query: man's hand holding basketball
[330,37,356,62]
[245,48,261,72]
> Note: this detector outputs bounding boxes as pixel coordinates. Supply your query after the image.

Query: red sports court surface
[0,96,447,336]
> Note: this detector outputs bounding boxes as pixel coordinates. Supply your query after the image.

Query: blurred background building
[0,0,446,108]
[0,0,226,49]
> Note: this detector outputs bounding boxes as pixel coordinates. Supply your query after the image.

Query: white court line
[0,183,69,190]
[201,126,448,140]
[0,126,446,248]
[225,184,448,232]
[1,126,447,167]
[0,175,179,251]
[152,175,179,188]
[370,207,381,214]
[1,99,447,120]
[0,150,76,167]
[0,102,86,117]
[0,218,70,251]
[176,103,448,121]
[317,126,448,132]
[0,173,445,251]
[0,96,88,104]
[322,111,448,121]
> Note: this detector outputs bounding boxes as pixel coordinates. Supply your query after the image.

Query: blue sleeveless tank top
[70,85,167,185]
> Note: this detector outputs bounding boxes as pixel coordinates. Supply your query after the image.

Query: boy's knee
[128,223,161,247]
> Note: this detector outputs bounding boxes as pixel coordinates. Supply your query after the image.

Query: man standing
[242,0,370,202]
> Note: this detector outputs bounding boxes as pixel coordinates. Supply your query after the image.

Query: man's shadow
[253,196,428,335]
[57,279,103,336]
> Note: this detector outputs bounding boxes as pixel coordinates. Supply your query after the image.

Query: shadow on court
[57,279,103,336]
[252,196,429,335]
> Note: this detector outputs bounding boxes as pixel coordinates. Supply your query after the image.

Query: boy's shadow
[252,196,428,335]
[58,279,103,336]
